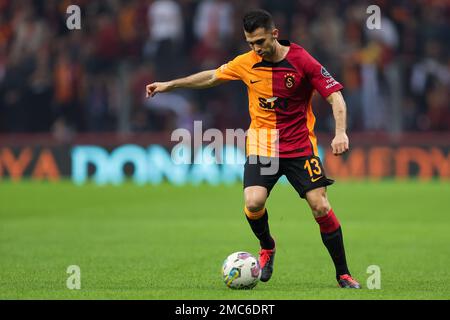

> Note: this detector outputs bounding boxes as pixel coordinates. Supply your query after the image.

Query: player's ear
[272,28,279,40]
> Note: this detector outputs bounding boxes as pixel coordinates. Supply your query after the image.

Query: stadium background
[0,0,449,300]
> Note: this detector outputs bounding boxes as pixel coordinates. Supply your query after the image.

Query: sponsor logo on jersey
[258,97,288,111]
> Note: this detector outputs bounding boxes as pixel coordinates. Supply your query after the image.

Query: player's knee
[244,187,267,213]
[310,199,331,217]
[245,197,266,213]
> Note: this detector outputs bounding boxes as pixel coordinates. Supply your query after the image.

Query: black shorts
[243,155,334,198]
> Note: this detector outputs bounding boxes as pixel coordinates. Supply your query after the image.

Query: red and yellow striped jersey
[215,40,343,158]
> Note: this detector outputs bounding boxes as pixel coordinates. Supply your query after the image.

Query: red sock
[316,209,349,278]
[315,209,340,234]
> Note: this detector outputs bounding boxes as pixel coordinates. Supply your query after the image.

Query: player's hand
[146,82,172,98]
[331,132,349,156]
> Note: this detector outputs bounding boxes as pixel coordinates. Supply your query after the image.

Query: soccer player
[146,10,360,289]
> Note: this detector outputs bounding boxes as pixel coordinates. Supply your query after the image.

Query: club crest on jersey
[321,66,331,78]
[284,73,295,89]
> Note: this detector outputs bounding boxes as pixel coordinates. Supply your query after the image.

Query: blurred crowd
[0,0,449,137]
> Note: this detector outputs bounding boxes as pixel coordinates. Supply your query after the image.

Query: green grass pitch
[0,180,449,299]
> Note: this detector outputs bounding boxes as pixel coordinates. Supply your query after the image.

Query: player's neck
[264,40,289,63]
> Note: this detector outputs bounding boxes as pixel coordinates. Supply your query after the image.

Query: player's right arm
[146,70,227,98]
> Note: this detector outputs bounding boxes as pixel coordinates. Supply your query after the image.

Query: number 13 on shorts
[304,158,323,181]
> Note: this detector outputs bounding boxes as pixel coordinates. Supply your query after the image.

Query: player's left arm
[326,91,349,156]
[299,48,348,156]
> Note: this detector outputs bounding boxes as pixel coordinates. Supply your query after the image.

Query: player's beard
[261,45,276,61]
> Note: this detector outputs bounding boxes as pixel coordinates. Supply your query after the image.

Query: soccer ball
[222,251,261,289]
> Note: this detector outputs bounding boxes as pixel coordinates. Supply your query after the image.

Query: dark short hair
[243,9,275,33]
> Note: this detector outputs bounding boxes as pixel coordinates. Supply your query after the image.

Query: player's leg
[305,187,360,288]
[243,156,281,282]
[283,156,360,288]
[244,186,276,282]
[244,186,274,250]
